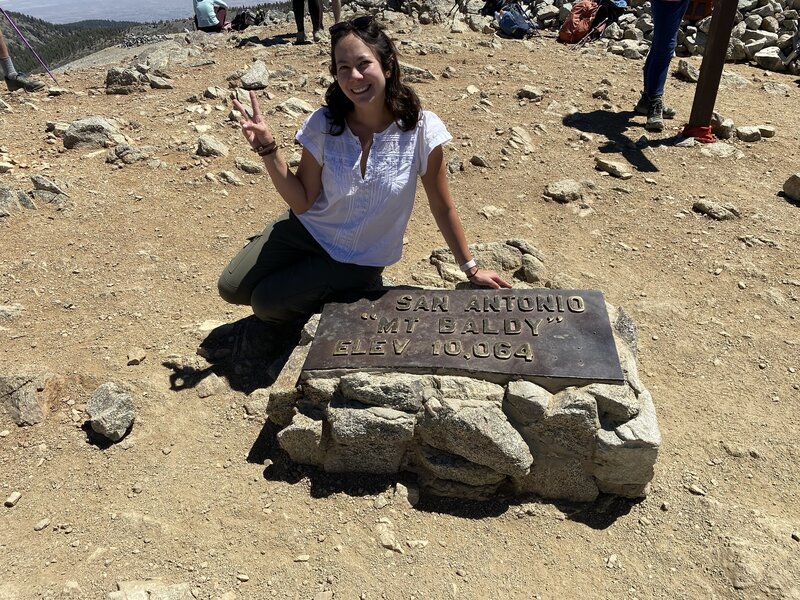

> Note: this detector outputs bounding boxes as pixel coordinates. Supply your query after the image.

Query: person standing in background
[193,0,230,33]
[634,0,689,132]
[292,0,324,44]
[0,29,44,92]
[331,0,342,24]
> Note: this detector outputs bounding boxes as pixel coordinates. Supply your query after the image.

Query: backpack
[231,8,258,31]
[498,5,535,39]
[557,0,599,44]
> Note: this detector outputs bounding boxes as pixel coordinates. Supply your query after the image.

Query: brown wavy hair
[324,17,421,135]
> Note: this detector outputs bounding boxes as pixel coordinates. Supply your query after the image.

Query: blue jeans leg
[643,0,690,98]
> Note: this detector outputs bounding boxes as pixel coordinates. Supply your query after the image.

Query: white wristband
[460,258,477,273]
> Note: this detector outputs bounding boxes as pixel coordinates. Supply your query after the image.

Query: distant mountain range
[0,4,290,76]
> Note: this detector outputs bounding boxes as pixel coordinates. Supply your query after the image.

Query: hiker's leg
[218,211,382,323]
[0,29,43,91]
[292,0,306,33]
[308,0,323,32]
[218,212,316,306]
[643,0,689,97]
[250,252,382,324]
[0,30,17,78]
[332,0,342,24]
[215,7,227,29]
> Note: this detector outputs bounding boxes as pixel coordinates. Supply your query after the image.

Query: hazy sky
[0,0,277,24]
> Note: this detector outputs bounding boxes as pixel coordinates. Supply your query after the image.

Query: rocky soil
[1,12,799,600]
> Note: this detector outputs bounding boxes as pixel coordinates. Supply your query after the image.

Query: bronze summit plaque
[303,289,625,388]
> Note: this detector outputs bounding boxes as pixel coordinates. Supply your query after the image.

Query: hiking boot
[312,29,323,43]
[293,31,310,45]
[635,91,675,119]
[645,96,664,132]
[5,73,45,92]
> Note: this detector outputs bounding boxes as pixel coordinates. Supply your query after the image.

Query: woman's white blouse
[295,108,452,267]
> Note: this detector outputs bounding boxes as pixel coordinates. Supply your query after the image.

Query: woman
[220,16,510,326]
[193,0,230,33]
[635,0,689,131]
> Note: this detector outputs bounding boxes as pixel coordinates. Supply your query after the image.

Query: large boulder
[63,116,128,149]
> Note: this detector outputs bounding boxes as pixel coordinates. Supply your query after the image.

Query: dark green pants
[217,212,383,324]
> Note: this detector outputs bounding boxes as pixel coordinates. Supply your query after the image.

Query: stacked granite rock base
[270,304,660,503]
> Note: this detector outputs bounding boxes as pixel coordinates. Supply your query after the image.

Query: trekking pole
[570,18,607,50]
[0,7,58,84]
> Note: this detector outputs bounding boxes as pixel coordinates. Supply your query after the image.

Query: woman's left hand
[468,268,512,289]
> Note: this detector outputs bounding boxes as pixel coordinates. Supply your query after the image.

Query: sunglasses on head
[328,15,375,36]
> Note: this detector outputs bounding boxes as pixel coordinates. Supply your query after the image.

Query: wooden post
[686,0,739,127]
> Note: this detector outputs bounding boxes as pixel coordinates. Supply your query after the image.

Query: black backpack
[231,9,259,31]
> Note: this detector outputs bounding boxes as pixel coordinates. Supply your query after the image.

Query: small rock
[676,59,700,82]
[4,491,22,507]
[62,581,82,597]
[594,157,632,179]
[479,205,505,219]
[756,125,775,138]
[196,373,226,398]
[240,60,270,90]
[373,495,389,509]
[394,482,419,507]
[692,200,740,220]
[86,383,135,442]
[710,112,736,140]
[196,135,229,157]
[687,484,707,496]
[674,136,697,148]
[126,348,146,366]
[792,532,800,542]
[234,156,264,174]
[516,85,544,101]
[375,521,403,554]
[736,126,762,142]
[661,502,670,512]
[543,179,582,203]
[783,173,800,202]
[0,304,24,320]
[34,518,51,531]
[470,155,490,168]
[277,97,315,118]
[236,573,249,582]
[294,555,310,562]
[218,171,244,186]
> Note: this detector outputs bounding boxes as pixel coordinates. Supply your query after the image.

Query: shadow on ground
[246,419,637,525]
[778,190,800,208]
[563,109,685,173]
[161,315,303,396]
[235,32,299,48]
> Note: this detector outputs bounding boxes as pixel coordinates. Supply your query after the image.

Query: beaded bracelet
[252,141,277,157]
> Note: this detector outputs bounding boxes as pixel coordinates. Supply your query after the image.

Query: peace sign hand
[232,90,274,150]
